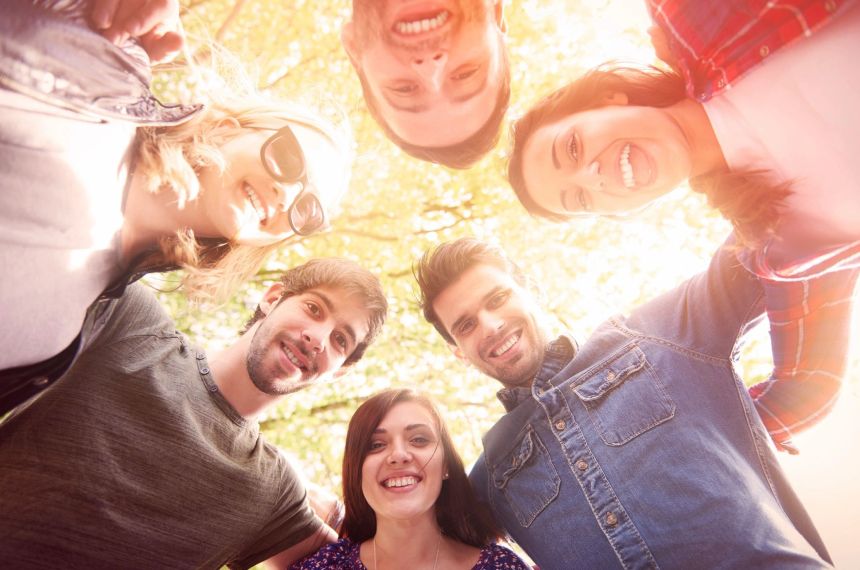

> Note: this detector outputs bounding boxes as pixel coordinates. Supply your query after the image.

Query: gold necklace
[372,533,441,570]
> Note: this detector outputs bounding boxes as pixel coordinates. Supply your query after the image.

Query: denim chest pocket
[490,425,560,527]
[573,346,675,446]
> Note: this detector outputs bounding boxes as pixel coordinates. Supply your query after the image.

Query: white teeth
[242,183,268,223]
[620,144,634,189]
[492,333,520,357]
[384,476,418,488]
[395,11,449,35]
[283,344,303,369]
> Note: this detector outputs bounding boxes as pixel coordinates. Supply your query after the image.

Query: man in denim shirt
[415,237,832,569]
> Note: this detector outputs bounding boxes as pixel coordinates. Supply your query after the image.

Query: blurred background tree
[146,0,859,565]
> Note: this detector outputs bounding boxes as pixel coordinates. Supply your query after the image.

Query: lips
[280,341,309,372]
[382,474,422,488]
[489,330,520,358]
[618,144,654,190]
[393,9,450,35]
[242,182,269,225]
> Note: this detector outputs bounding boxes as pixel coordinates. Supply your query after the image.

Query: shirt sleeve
[229,455,326,569]
[748,268,859,452]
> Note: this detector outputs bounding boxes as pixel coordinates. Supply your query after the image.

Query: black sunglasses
[259,125,326,236]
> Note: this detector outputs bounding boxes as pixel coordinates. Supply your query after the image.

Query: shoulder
[290,538,363,569]
[83,283,174,349]
[475,543,530,569]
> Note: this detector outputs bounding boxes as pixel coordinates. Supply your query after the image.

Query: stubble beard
[246,326,314,396]
[477,319,548,389]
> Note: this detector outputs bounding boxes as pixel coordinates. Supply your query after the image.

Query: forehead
[432,263,521,327]
[521,116,571,212]
[377,401,437,431]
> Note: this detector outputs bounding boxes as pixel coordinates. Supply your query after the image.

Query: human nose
[578,160,606,193]
[274,181,303,212]
[477,310,504,336]
[387,440,413,464]
[410,52,447,93]
[301,323,327,355]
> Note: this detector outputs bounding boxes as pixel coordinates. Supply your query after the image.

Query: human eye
[487,290,511,310]
[576,188,591,212]
[305,301,322,317]
[332,331,349,352]
[566,132,579,163]
[410,434,433,447]
[456,319,475,337]
[451,65,480,81]
[368,440,386,453]
[386,82,419,95]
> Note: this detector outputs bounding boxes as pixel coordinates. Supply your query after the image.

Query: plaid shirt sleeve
[647,0,852,101]
[748,267,859,453]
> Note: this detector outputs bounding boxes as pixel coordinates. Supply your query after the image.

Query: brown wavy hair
[341,389,501,545]
[507,64,791,247]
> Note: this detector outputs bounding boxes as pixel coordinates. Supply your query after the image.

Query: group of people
[1,0,858,568]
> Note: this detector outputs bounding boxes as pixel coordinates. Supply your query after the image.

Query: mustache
[479,324,518,357]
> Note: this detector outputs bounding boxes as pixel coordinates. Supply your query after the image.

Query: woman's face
[519,100,694,216]
[361,401,447,523]
[196,122,344,246]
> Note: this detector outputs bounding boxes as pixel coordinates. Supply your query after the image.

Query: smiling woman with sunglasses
[0,0,351,412]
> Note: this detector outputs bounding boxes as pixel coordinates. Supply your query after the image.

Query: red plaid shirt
[647,0,852,101]
[747,261,859,453]
[647,0,860,453]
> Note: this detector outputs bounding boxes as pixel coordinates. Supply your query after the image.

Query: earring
[443,472,449,480]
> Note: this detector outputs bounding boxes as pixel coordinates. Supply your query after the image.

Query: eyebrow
[309,291,357,347]
[382,68,489,113]
[372,423,432,434]
[449,285,505,334]
[551,132,561,169]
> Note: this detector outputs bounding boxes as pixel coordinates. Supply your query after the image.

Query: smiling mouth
[491,332,520,358]
[383,476,421,488]
[281,341,307,371]
[620,144,634,190]
[393,10,450,35]
[242,183,269,225]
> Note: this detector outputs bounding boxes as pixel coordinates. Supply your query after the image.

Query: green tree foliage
[146,0,854,499]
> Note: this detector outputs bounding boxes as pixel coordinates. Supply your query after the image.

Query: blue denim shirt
[469,244,831,569]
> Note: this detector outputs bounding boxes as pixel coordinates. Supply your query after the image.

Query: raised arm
[749,269,859,453]
[89,0,184,62]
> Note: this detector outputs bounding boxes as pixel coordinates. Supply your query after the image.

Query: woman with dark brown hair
[291,389,529,570]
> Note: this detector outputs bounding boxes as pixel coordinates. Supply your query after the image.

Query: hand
[647,25,678,71]
[89,0,185,63]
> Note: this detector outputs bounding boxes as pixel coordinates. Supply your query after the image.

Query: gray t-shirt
[0,284,322,569]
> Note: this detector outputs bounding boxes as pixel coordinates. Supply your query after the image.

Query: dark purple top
[290,538,530,569]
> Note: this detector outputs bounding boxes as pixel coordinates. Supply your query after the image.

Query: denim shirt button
[605,512,618,527]
[554,420,566,431]
[576,459,588,471]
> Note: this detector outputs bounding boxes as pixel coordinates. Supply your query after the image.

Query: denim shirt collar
[497,335,576,413]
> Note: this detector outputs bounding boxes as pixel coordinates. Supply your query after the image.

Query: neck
[667,98,728,177]
[120,173,210,262]
[208,331,281,419]
[370,514,443,569]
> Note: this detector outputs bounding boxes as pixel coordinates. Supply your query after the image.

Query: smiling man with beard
[414,237,835,569]
[341,0,510,168]
[0,258,387,569]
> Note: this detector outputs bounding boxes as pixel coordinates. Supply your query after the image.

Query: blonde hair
[132,96,353,302]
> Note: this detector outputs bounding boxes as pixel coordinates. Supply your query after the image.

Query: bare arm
[260,522,338,569]
[88,0,184,62]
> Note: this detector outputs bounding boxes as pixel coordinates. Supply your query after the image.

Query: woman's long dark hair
[341,389,501,547]
[508,64,791,247]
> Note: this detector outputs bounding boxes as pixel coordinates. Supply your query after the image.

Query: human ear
[493,0,507,33]
[259,282,285,316]
[340,22,360,68]
[604,92,629,106]
[448,342,469,365]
